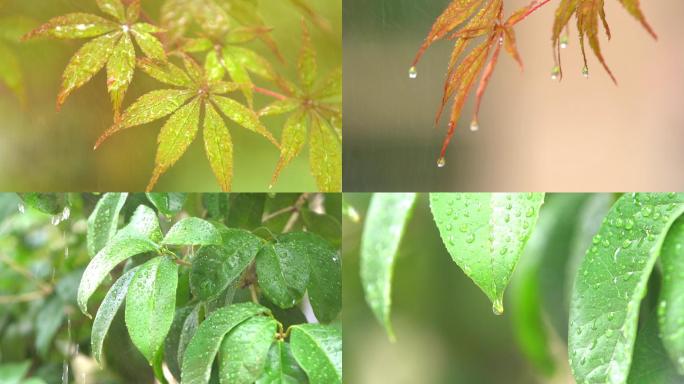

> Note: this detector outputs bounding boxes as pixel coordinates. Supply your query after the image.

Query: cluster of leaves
[21,0,341,192]
[357,193,684,383]
[410,0,656,165]
[1,192,342,384]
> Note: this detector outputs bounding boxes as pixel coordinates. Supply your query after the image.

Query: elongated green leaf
[126,1,141,23]
[256,242,309,309]
[97,0,125,21]
[658,216,684,374]
[309,115,341,192]
[148,98,201,190]
[87,193,128,257]
[627,311,684,384]
[119,204,163,241]
[290,324,341,384]
[78,235,159,317]
[202,193,230,220]
[219,316,277,384]
[177,305,200,372]
[205,50,225,82]
[271,110,307,187]
[91,267,138,365]
[569,193,684,384]
[35,295,65,357]
[204,102,234,192]
[222,48,254,106]
[360,193,417,338]
[164,306,194,380]
[131,24,166,60]
[181,303,270,384]
[313,67,342,99]
[211,95,278,147]
[23,13,117,40]
[58,32,120,109]
[223,46,275,80]
[125,256,178,363]
[0,361,30,384]
[227,194,266,230]
[137,58,191,87]
[106,32,135,115]
[300,208,341,248]
[146,192,187,216]
[297,20,316,91]
[162,217,222,246]
[259,99,299,117]
[18,193,64,215]
[430,193,545,314]
[257,341,307,384]
[190,229,263,301]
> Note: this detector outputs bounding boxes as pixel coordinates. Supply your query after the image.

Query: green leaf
[106,31,135,115]
[91,267,138,366]
[202,193,230,220]
[203,102,234,192]
[569,193,684,384]
[177,306,200,374]
[258,99,299,117]
[429,193,545,314]
[18,193,64,215]
[162,217,222,246]
[221,47,254,106]
[181,303,270,384]
[149,98,202,190]
[297,20,316,91]
[300,207,341,248]
[658,216,684,374]
[119,204,163,242]
[313,67,342,100]
[211,95,278,147]
[627,311,684,384]
[163,306,195,380]
[23,13,117,40]
[223,46,275,81]
[190,229,263,301]
[205,50,226,82]
[126,1,141,23]
[125,256,178,363]
[146,192,187,216]
[87,192,128,257]
[58,32,120,109]
[290,324,341,384]
[0,361,30,384]
[97,0,126,21]
[219,316,278,384]
[131,24,166,60]
[78,235,159,317]
[271,110,307,187]
[227,194,266,230]
[309,115,341,192]
[257,341,308,384]
[137,58,192,87]
[256,243,309,309]
[35,295,65,357]
[360,193,417,339]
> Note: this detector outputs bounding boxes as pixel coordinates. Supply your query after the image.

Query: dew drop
[560,35,569,49]
[408,66,418,79]
[498,36,504,46]
[492,299,504,316]
[465,233,475,243]
[470,120,479,132]
[122,24,130,33]
[17,203,25,214]
[550,66,561,81]
[582,66,589,79]
[437,157,446,168]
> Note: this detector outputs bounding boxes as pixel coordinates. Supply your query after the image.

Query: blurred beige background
[343,0,684,191]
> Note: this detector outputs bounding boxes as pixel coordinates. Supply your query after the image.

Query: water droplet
[551,66,561,81]
[122,24,130,33]
[408,66,418,79]
[582,66,589,79]
[492,299,504,315]
[17,203,25,214]
[437,157,446,168]
[560,35,569,49]
[498,36,504,46]
[465,233,475,243]
[470,120,479,132]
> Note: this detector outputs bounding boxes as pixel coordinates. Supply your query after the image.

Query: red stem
[254,86,288,101]
[511,0,554,26]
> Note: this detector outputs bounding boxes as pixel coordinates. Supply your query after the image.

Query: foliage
[21,0,341,192]
[0,192,342,384]
[410,0,657,165]
[0,10,34,104]
[357,193,684,384]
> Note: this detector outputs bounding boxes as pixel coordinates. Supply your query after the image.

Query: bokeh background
[343,0,684,191]
[0,0,341,191]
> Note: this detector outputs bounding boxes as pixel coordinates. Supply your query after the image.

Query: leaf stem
[253,86,289,101]
[511,0,554,26]
[249,284,260,304]
[282,193,310,233]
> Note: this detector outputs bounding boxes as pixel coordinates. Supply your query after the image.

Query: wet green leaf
[119,204,164,242]
[255,243,309,309]
[258,99,299,117]
[211,95,278,147]
[222,46,254,106]
[360,193,417,339]
[218,316,277,384]
[313,67,342,100]
[87,192,128,257]
[271,110,307,187]
[309,115,341,192]
[18,193,64,215]
[177,305,200,373]
[162,217,222,246]
[35,295,65,357]
[131,23,166,60]
[300,207,341,248]
[164,306,195,380]
[125,256,178,363]
[297,20,316,91]
[290,324,341,384]
[224,45,275,81]
[569,193,684,384]
[137,58,192,87]
[23,13,117,40]
[202,193,230,220]
[227,194,266,230]
[257,341,308,384]
[92,267,138,366]
[190,229,262,301]
[97,0,126,21]
[146,192,187,216]
[429,193,545,314]
[181,303,270,384]
[204,103,234,192]
[205,50,226,82]
[627,311,684,384]
[658,216,684,374]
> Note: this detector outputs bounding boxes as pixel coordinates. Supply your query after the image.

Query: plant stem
[511,0,554,26]
[0,290,50,304]
[249,284,259,304]
[254,86,289,101]
[282,194,310,233]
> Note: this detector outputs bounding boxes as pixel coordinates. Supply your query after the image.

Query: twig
[0,290,50,304]
[254,86,289,101]
[282,194,310,233]
[249,284,259,304]
[510,0,554,26]
[262,206,296,222]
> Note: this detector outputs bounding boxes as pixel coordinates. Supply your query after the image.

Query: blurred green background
[342,0,684,191]
[343,193,620,384]
[0,0,341,191]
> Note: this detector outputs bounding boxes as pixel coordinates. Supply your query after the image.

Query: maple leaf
[551,0,657,83]
[258,20,341,192]
[22,0,167,116]
[94,53,280,192]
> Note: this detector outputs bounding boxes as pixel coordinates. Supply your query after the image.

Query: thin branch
[282,193,310,233]
[249,284,259,304]
[262,206,296,222]
[254,86,289,101]
[0,290,50,304]
[509,0,554,26]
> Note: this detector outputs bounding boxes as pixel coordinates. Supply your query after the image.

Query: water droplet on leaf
[551,66,561,81]
[492,299,504,315]
[408,66,418,79]
[582,66,589,79]
[470,120,479,132]
[437,157,446,168]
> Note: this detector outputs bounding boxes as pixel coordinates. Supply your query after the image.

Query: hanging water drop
[470,120,479,132]
[582,66,589,79]
[408,66,418,79]
[550,66,561,81]
[436,157,446,168]
[560,35,569,49]
[17,202,25,214]
[498,36,504,46]
[492,299,504,316]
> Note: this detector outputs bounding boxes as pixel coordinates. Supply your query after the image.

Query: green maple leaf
[94,53,279,192]
[259,20,341,192]
[23,0,167,116]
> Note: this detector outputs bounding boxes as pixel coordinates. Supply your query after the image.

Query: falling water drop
[17,203,25,214]
[550,66,561,81]
[582,66,589,79]
[498,36,504,46]
[408,66,418,79]
[470,120,479,132]
[62,360,69,384]
[436,157,446,168]
[492,299,504,316]
[560,35,569,49]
